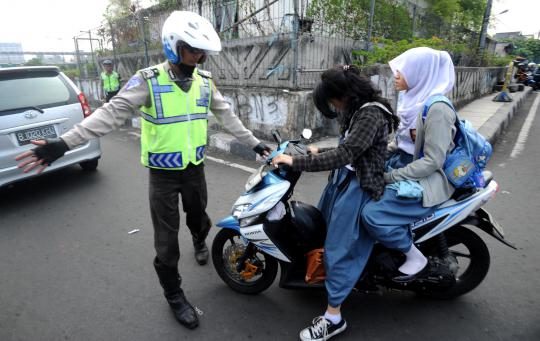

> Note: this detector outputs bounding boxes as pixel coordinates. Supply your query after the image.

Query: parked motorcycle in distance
[212,130,516,299]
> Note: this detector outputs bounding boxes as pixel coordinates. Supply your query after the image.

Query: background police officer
[16,11,270,330]
[100,59,121,102]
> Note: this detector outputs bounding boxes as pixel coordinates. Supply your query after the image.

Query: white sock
[324,311,342,325]
[398,244,428,275]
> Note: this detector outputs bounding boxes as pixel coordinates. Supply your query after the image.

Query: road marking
[127,131,141,138]
[510,93,540,159]
[205,155,256,173]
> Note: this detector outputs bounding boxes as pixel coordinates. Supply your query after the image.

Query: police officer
[16,11,270,329]
[100,59,121,102]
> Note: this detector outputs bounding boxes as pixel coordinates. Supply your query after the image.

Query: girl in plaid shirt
[272,65,412,341]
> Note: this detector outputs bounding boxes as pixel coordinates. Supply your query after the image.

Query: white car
[0,66,101,187]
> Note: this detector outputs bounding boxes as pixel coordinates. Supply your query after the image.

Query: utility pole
[138,12,150,67]
[411,4,417,40]
[366,0,376,50]
[73,37,83,79]
[478,0,493,65]
[109,21,118,67]
[292,0,300,89]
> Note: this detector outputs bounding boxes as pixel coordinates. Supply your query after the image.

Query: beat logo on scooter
[411,213,435,228]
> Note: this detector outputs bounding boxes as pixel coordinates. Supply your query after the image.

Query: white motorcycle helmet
[162,11,222,64]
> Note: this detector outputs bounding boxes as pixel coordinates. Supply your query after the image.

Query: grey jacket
[384,102,456,207]
[61,62,260,150]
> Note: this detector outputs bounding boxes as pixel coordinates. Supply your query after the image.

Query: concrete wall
[77,63,505,141]
[82,33,505,141]
[97,35,361,90]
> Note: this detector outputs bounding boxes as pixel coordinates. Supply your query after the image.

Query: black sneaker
[299,316,347,341]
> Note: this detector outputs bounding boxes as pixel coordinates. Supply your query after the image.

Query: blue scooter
[211,130,516,298]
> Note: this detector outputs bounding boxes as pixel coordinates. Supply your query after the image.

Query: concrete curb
[478,87,533,145]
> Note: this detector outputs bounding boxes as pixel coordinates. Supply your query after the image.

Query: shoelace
[309,316,330,340]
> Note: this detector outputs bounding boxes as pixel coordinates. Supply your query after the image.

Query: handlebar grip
[278,163,292,172]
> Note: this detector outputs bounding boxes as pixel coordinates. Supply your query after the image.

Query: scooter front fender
[216,215,240,233]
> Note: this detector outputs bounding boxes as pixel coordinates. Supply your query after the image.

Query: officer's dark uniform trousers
[149,163,211,268]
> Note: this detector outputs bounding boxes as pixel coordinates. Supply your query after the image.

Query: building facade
[0,42,24,65]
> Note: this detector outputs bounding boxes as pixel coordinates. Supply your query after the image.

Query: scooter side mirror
[301,128,312,140]
[271,130,282,144]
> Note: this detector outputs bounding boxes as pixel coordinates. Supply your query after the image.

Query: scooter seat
[449,170,493,202]
[482,170,493,186]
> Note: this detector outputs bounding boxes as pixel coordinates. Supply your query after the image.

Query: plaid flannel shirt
[292,106,389,200]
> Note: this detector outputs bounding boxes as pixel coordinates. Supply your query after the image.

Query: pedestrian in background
[100,59,121,102]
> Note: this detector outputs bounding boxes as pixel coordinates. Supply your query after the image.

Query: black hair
[313,65,399,133]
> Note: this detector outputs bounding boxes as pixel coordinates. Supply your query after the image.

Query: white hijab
[389,47,455,154]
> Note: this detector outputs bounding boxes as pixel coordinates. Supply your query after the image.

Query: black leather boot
[193,241,209,265]
[153,258,199,329]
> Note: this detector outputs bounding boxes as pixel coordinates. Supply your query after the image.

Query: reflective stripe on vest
[139,65,212,170]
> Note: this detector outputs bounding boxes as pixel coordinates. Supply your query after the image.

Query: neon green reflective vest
[139,64,212,170]
[101,71,120,92]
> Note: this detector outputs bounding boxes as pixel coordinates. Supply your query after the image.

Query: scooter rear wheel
[418,226,490,299]
[212,228,278,294]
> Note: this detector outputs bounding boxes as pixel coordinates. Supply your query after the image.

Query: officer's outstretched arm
[15,138,69,174]
[60,73,150,150]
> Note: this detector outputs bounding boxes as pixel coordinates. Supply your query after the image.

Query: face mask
[327,102,341,118]
[178,63,196,76]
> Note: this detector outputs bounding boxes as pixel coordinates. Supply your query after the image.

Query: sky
[0,0,538,53]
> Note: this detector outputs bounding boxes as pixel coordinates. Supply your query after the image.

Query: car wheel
[79,159,99,171]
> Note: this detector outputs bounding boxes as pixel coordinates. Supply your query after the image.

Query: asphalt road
[1,94,539,341]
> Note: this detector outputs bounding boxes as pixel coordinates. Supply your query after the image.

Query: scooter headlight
[239,214,261,227]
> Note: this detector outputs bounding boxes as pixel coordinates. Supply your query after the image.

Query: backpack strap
[360,101,393,116]
[419,95,460,158]
[342,102,393,134]
[421,95,455,121]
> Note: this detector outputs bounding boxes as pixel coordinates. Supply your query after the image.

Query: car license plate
[15,125,57,146]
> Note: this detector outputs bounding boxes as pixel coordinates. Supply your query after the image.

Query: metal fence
[78,0,486,89]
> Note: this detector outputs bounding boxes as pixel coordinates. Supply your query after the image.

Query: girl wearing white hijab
[362,47,457,282]
[387,47,456,169]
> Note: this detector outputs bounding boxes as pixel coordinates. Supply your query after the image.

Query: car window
[0,71,78,115]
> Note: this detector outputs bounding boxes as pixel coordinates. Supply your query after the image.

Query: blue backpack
[421,95,493,188]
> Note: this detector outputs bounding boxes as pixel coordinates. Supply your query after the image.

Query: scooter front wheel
[212,228,278,294]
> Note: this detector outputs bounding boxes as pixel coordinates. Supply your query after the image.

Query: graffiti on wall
[223,91,288,126]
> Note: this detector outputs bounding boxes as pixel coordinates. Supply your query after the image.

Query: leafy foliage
[307,0,412,40]
[24,58,44,66]
[511,38,540,63]
[353,37,466,66]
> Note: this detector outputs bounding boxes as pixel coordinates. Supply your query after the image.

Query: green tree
[104,0,135,20]
[24,57,44,66]
[307,0,412,40]
[353,37,465,66]
[419,0,486,45]
[511,38,540,63]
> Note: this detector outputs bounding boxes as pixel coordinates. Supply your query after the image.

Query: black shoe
[153,258,199,329]
[392,264,429,283]
[299,316,347,341]
[166,291,199,329]
[194,241,209,265]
